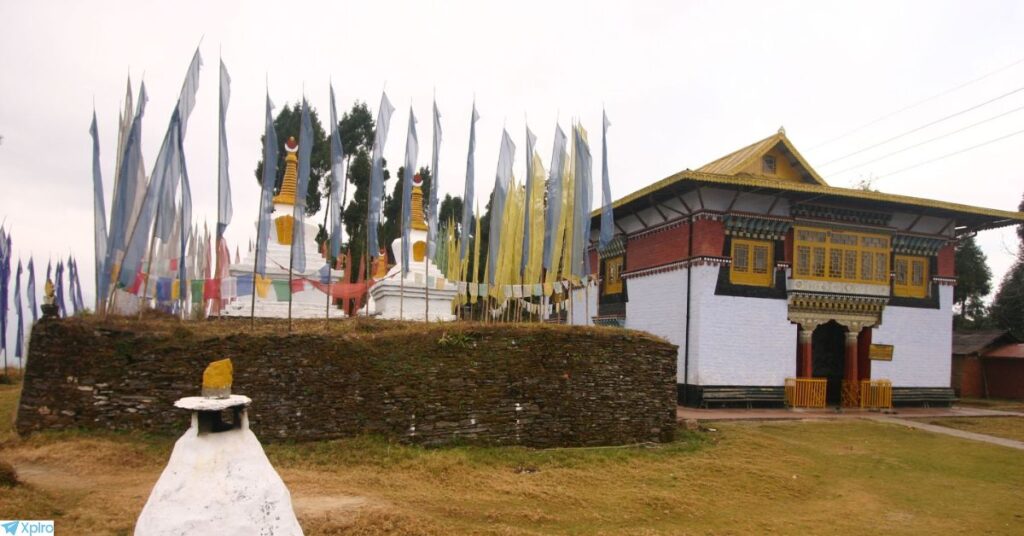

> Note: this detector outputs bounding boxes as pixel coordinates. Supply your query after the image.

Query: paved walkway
[866,416,1024,451]
[677,405,1023,421]
[677,405,1024,451]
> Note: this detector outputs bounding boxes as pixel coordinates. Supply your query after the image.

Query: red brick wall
[626,223,690,272]
[692,219,726,257]
[784,228,794,264]
[982,359,1024,399]
[952,355,984,398]
[588,250,598,276]
[937,244,955,277]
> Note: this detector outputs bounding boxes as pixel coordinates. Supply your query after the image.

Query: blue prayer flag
[460,103,479,261]
[401,107,419,277]
[368,92,396,258]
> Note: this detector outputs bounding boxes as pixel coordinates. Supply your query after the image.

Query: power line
[875,127,1024,181]
[810,55,1024,150]
[819,84,1024,167]
[830,103,1024,176]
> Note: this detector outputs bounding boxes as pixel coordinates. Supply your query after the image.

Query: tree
[990,191,1024,338]
[253,102,330,215]
[953,235,992,329]
[438,194,463,229]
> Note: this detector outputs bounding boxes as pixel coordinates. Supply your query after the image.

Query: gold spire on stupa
[410,173,428,231]
[272,137,300,205]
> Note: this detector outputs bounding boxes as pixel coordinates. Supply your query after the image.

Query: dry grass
[923,416,1024,443]
[957,397,1024,412]
[2,382,1024,534]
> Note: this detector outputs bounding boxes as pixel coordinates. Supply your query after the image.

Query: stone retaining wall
[16,318,677,447]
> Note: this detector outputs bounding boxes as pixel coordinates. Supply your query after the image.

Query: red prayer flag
[290,278,305,293]
[203,278,221,301]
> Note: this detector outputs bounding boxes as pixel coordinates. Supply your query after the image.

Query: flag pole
[249,201,265,330]
[323,178,332,322]
[287,229,294,332]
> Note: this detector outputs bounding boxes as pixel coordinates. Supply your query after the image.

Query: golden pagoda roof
[273,137,299,206]
[696,129,828,186]
[596,131,1024,234]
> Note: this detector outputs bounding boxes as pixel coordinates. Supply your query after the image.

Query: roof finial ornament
[778,125,786,135]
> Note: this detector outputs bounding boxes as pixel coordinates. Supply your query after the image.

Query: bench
[891,387,957,407]
[699,386,786,408]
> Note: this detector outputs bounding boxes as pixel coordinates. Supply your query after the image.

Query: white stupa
[221,136,343,319]
[135,359,303,536]
[369,173,458,321]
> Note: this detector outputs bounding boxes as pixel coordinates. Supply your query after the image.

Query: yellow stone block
[202,359,233,398]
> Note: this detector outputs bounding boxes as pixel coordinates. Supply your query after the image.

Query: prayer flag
[272,280,291,301]
[191,279,203,304]
[328,83,346,260]
[72,258,85,313]
[256,92,278,277]
[156,277,172,302]
[203,278,220,301]
[542,125,568,271]
[237,274,254,297]
[290,278,305,293]
[106,82,147,289]
[318,263,331,284]
[14,260,23,358]
[220,277,237,300]
[255,275,271,298]
[571,126,593,278]
[291,98,314,273]
[0,230,8,352]
[55,261,66,317]
[521,126,537,275]
[460,103,479,261]
[487,130,516,284]
[90,111,109,308]
[428,99,442,260]
[400,107,419,276]
[368,91,396,258]
[216,59,232,240]
[26,257,37,323]
[599,110,614,250]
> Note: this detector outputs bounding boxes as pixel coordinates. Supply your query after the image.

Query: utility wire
[830,103,1024,176]
[810,55,1024,150]
[819,84,1024,167]
[875,127,1024,181]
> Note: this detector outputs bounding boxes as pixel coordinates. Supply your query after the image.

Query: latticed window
[793,225,891,285]
[731,238,773,286]
[894,255,929,298]
[603,256,624,295]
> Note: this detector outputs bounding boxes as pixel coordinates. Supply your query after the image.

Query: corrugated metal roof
[695,130,828,186]
[953,330,1017,355]
[984,343,1024,359]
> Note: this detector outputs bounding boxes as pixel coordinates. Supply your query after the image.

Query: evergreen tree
[438,194,463,229]
[254,102,330,215]
[990,191,1024,338]
[337,102,389,283]
[953,235,992,329]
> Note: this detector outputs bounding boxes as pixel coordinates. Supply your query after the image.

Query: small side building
[952,330,1024,399]
[590,130,1024,407]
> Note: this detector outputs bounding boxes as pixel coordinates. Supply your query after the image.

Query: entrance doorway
[812,321,846,405]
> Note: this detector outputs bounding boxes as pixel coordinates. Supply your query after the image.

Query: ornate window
[792,226,890,284]
[731,238,773,286]
[893,255,928,298]
[603,256,624,295]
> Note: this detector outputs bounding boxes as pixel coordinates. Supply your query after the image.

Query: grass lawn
[957,397,1024,412]
[922,416,1024,443]
[2,383,1024,534]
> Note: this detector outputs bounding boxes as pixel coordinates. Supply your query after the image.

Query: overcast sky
[1,0,1023,336]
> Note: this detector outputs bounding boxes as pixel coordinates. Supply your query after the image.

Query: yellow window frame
[730,238,773,287]
[893,255,929,298]
[792,226,890,285]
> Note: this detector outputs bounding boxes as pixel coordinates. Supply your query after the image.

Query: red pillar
[857,327,872,381]
[798,327,813,378]
[843,330,860,407]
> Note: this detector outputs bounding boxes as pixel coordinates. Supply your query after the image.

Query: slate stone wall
[16,318,677,447]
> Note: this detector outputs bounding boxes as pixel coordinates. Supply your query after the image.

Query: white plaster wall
[569,283,599,325]
[871,285,953,387]
[689,266,796,386]
[625,270,688,379]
